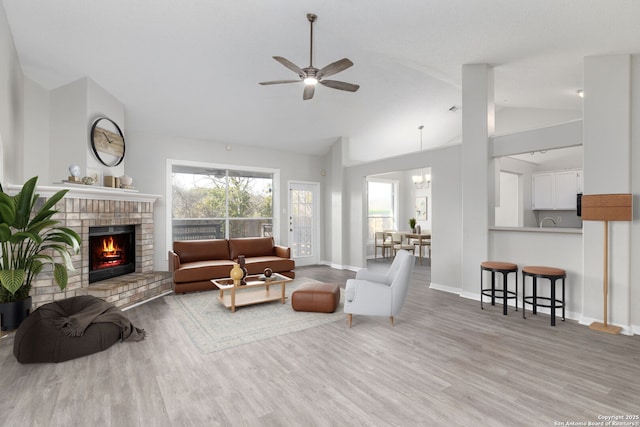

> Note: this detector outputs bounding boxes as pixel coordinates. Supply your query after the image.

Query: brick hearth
[19,185,172,309]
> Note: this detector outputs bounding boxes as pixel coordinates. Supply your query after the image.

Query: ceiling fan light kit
[259,13,360,100]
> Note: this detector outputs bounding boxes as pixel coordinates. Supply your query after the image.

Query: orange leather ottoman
[291,283,340,313]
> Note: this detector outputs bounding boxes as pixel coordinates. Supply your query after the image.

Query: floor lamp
[581,194,632,334]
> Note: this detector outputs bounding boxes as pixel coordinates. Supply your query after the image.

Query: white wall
[495,171,519,227]
[23,77,50,181]
[47,77,125,184]
[495,107,582,136]
[0,2,23,184]
[323,138,345,267]
[126,131,325,270]
[87,78,126,180]
[429,146,463,290]
[49,79,87,183]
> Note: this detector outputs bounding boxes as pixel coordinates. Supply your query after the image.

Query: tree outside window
[172,167,273,240]
[367,180,397,241]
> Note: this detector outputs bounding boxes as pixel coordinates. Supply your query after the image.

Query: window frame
[366,178,399,243]
[166,159,280,252]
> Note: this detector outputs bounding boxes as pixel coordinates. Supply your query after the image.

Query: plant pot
[0,297,32,331]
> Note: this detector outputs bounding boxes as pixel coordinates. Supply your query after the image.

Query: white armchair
[344,250,415,327]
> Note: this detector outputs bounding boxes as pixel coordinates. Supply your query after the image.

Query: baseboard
[122,289,173,311]
[318,260,360,272]
[578,316,635,336]
[430,282,462,295]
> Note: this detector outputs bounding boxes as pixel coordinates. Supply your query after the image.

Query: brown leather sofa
[168,237,295,294]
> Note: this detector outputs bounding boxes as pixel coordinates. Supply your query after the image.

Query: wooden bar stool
[522,266,566,326]
[480,261,518,315]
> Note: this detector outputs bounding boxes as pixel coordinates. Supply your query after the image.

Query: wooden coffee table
[211,273,293,312]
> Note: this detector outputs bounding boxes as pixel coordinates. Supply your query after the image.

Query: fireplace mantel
[5,183,161,203]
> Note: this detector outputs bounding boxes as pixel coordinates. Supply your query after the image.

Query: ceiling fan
[259,13,360,100]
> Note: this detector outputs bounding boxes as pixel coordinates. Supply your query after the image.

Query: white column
[461,64,495,296]
[583,55,632,332]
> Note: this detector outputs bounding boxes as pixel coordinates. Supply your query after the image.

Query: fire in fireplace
[89,225,136,283]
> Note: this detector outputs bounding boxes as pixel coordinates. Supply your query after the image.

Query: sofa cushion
[173,260,236,283]
[174,239,230,263]
[244,256,295,275]
[229,237,275,260]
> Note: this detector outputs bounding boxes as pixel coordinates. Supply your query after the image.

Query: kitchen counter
[490,226,582,234]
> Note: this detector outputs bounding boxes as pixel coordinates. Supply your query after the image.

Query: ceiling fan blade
[303,85,315,100]
[273,56,305,76]
[259,79,301,85]
[319,80,360,92]
[317,58,353,79]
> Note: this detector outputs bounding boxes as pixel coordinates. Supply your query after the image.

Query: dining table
[383,231,431,265]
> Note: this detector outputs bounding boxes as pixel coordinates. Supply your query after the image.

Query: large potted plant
[0,176,81,330]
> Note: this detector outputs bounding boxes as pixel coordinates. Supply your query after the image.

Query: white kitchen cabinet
[532,169,582,210]
[532,172,554,209]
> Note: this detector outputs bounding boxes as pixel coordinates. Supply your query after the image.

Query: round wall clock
[90,117,125,167]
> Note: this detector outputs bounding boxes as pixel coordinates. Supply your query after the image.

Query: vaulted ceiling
[4,1,640,163]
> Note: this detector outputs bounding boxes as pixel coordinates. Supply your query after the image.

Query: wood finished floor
[1,257,639,426]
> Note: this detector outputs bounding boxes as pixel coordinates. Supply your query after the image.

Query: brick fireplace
[20,185,172,309]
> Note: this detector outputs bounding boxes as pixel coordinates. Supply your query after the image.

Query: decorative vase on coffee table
[237,255,248,285]
[230,263,243,287]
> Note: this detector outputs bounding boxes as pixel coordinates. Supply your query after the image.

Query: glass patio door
[288,182,319,266]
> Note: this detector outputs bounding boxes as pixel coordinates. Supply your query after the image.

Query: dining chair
[411,229,431,261]
[374,231,393,258]
[391,232,415,256]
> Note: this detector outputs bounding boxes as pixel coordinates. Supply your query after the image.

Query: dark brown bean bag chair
[13,295,144,364]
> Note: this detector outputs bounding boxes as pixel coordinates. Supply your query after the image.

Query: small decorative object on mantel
[81,176,97,185]
[119,175,133,189]
[103,175,116,188]
[68,164,81,182]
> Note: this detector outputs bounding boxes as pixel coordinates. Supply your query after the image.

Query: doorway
[288,181,320,266]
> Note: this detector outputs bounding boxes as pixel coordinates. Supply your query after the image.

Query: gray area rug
[164,277,344,354]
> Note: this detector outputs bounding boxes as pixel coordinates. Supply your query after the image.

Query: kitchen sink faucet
[539,217,557,228]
